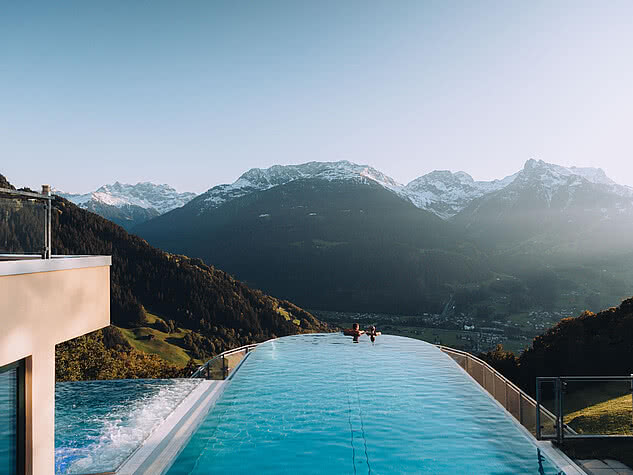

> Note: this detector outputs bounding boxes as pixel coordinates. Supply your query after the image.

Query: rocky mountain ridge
[56,182,196,229]
[189,158,632,220]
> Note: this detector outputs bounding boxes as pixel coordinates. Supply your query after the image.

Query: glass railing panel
[0,196,46,256]
[562,379,632,436]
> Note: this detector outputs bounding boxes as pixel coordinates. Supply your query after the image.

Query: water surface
[168,334,561,474]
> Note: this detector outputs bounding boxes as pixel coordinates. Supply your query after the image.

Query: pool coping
[114,379,228,475]
[447,352,586,475]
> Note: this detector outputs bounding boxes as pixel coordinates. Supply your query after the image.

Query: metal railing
[0,185,52,259]
[437,345,562,436]
[191,344,259,380]
[536,375,633,444]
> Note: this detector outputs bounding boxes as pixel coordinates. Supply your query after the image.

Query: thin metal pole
[43,200,47,258]
[560,378,565,444]
[47,198,52,259]
[556,378,563,444]
[536,381,541,439]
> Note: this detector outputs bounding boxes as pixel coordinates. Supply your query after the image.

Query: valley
[134,159,633,329]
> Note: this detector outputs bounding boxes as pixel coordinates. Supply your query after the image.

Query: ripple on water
[55,378,201,474]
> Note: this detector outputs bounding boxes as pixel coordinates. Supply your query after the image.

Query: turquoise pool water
[168,334,562,474]
[55,378,201,474]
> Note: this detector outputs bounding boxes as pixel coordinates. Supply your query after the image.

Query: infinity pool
[55,378,201,474]
[168,334,562,474]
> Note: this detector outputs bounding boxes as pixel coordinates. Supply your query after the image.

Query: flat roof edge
[0,255,112,276]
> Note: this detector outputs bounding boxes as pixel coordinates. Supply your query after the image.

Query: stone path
[577,459,633,475]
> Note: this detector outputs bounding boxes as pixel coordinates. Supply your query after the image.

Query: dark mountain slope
[0,174,13,189]
[52,196,329,347]
[80,201,159,230]
[137,179,491,313]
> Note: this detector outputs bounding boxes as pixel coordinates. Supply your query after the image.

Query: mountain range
[172,158,633,221]
[134,158,633,316]
[56,182,196,230]
[55,160,633,230]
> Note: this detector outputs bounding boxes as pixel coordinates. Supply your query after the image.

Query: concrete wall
[0,260,110,475]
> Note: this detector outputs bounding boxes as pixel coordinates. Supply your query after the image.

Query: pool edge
[445,351,585,475]
[115,380,228,475]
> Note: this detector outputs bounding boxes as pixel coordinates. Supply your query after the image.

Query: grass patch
[565,393,632,436]
[115,312,200,367]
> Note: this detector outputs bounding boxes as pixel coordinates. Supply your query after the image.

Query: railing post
[222,355,228,379]
[206,363,210,380]
[555,377,562,445]
[47,197,52,258]
[535,380,541,440]
[631,374,633,427]
[41,185,52,259]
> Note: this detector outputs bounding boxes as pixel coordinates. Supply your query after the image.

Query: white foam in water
[57,379,200,474]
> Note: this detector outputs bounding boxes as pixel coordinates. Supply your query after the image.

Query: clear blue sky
[1,1,632,193]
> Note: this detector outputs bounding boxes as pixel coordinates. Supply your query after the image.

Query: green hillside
[115,313,201,367]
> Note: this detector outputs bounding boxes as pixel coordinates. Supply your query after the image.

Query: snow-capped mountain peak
[515,159,631,199]
[57,182,196,215]
[520,159,617,186]
[403,170,517,219]
[199,161,405,211]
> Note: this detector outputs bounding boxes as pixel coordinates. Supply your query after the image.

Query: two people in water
[345,323,380,343]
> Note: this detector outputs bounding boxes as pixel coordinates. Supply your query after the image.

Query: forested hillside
[1,173,330,379]
[481,297,633,394]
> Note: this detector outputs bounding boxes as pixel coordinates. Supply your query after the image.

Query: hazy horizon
[2,1,632,193]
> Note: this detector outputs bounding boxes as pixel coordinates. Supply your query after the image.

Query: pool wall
[116,380,228,475]
[439,346,583,474]
[438,346,559,435]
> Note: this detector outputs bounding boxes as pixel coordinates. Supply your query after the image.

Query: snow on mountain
[198,161,404,211]
[567,166,616,186]
[193,158,633,219]
[510,159,633,205]
[403,170,518,219]
[57,182,196,215]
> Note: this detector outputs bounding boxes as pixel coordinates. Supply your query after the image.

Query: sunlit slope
[114,313,200,367]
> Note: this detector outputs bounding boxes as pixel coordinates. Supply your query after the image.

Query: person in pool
[350,323,364,343]
[366,325,379,342]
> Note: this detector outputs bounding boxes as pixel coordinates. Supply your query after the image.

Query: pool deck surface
[577,459,633,475]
